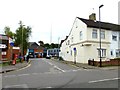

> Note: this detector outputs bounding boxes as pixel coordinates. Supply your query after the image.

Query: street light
[21,24,25,57]
[58,37,60,60]
[99,4,104,67]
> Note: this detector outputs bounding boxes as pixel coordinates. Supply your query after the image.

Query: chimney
[89,13,96,21]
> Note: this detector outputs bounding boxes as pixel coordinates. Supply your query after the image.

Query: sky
[0,0,119,44]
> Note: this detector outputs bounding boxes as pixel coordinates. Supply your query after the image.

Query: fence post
[93,59,94,66]
[88,59,90,65]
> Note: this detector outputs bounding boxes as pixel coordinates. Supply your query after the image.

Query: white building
[60,16,120,63]
[110,31,120,59]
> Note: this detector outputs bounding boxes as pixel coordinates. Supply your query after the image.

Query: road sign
[10,42,14,46]
[73,47,76,51]
[0,44,7,48]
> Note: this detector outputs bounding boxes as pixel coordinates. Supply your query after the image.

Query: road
[2,58,119,89]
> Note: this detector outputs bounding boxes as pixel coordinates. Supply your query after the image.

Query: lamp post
[99,4,104,67]
[21,24,25,58]
[58,37,60,60]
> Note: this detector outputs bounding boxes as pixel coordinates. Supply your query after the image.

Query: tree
[4,26,14,39]
[44,43,50,49]
[38,40,44,47]
[43,43,59,49]
[14,21,32,55]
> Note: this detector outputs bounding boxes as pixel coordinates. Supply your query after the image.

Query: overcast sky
[0,0,119,44]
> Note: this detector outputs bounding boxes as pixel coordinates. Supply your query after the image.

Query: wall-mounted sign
[2,51,6,55]
[0,44,7,48]
[73,47,76,51]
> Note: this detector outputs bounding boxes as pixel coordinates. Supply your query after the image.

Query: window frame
[80,31,83,40]
[92,29,97,39]
[101,30,105,39]
[112,35,117,41]
[97,48,106,58]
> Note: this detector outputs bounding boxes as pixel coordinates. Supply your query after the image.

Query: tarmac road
[2,58,119,89]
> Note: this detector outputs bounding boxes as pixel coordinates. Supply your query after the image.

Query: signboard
[13,47,20,49]
[73,47,77,56]
[2,52,6,55]
[0,44,7,48]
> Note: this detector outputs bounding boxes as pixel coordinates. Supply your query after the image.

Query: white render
[60,17,120,63]
[110,31,120,59]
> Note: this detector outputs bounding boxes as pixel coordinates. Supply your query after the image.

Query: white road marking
[18,73,30,76]
[45,86,53,88]
[43,60,65,72]
[88,77,120,83]
[4,84,28,88]
[48,62,53,66]
[4,75,16,78]
[32,73,39,75]
[53,65,65,72]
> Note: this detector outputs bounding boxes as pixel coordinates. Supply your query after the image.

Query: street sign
[0,44,7,48]
[9,37,14,46]
[73,47,76,51]
[10,42,14,46]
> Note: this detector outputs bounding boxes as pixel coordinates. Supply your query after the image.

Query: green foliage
[38,40,44,47]
[14,21,32,55]
[40,42,60,49]
[4,26,15,39]
[44,43,50,49]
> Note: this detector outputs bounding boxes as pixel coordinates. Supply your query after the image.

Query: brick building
[0,34,20,61]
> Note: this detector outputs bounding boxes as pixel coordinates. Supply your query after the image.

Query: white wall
[60,17,119,64]
[110,31,120,58]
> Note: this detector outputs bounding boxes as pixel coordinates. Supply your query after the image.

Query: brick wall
[88,59,120,67]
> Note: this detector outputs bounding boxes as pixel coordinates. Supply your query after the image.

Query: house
[47,48,60,57]
[60,14,120,63]
[28,42,44,58]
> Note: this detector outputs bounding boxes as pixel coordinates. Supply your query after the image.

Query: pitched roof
[28,42,39,49]
[77,17,120,31]
[60,36,68,47]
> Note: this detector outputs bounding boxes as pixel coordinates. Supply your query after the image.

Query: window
[101,31,105,39]
[66,42,67,45]
[71,35,74,42]
[71,50,72,56]
[112,35,117,41]
[51,50,53,52]
[54,50,56,52]
[68,40,70,45]
[97,48,106,58]
[92,29,97,39]
[80,31,83,40]
[111,51,113,56]
[116,50,120,57]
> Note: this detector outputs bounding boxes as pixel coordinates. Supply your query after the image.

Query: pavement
[51,58,120,70]
[0,60,31,73]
